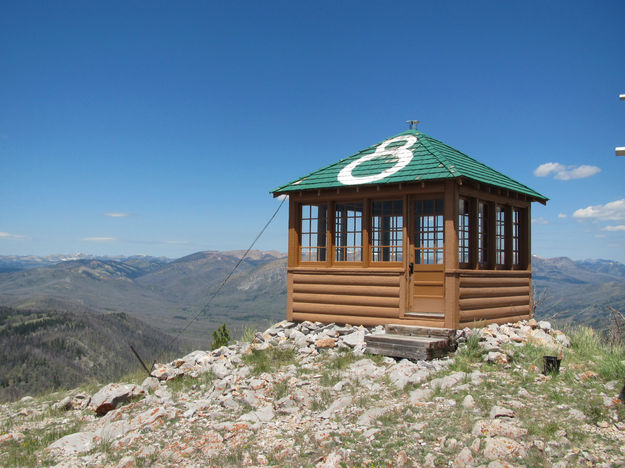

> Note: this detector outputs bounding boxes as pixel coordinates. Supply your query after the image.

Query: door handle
[409,262,414,275]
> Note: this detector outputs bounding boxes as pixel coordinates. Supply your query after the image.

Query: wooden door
[407,197,445,316]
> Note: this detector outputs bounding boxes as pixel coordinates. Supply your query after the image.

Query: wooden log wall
[457,271,531,326]
[289,269,403,325]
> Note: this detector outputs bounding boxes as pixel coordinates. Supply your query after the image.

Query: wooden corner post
[444,181,459,329]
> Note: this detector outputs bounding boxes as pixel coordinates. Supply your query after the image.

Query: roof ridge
[416,132,460,178]
[419,133,545,197]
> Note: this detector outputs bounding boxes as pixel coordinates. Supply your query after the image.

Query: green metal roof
[272,129,548,203]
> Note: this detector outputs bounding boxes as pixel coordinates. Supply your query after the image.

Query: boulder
[453,447,474,468]
[320,396,352,419]
[357,407,388,426]
[472,419,528,438]
[240,404,274,423]
[489,406,514,419]
[90,383,139,415]
[342,330,365,347]
[47,431,98,455]
[483,437,527,460]
[430,371,466,391]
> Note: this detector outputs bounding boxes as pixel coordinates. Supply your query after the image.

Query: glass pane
[371,200,403,262]
[300,204,327,262]
[414,198,444,265]
[335,202,363,262]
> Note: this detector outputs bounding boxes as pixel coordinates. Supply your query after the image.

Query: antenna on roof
[407,120,420,130]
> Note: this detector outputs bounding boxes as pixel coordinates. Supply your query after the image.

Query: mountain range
[0,250,288,349]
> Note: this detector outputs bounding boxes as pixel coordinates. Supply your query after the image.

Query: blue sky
[1,1,624,261]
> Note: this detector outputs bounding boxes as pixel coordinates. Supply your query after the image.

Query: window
[371,200,403,262]
[458,198,470,265]
[300,204,327,262]
[495,205,505,265]
[478,202,488,265]
[335,202,363,262]
[414,199,444,264]
[512,208,520,266]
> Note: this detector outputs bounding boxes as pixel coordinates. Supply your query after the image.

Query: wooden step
[364,333,455,361]
[384,324,456,340]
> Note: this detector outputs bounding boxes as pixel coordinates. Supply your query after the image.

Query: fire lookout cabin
[272,129,548,330]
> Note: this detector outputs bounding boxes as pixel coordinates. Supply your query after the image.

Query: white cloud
[595,234,607,238]
[0,232,25,239]
[104,212,132,218]
[572,199,625,221]
[602,225,625,232]
[532,217,549,225]
[82,237,116,242]
[534,162,600,180]
[557,213,568,219]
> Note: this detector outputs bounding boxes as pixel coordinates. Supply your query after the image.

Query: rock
[141,377,160,392]
[396,450,409,467]
[489,406,514,419]
[115,455,135,468]
[47,431,98,455]
[212,362,231,379]
[430,371,466,390]
[483,437,527,460]
[388,360,430,389]
[320,396,352,419]
[0,432,25,443]
[52,396,72,411]
[569,409,586,420]
[409,388,433,403]
[470,438,481,453]
[240,404,274,423]
[316,451,342,468]
[357,407,387,426]
[315,338,336,348]
[423,452,436,468]
[485,351,509,364]
[454,447,474,468]
[472,419,528,438]
[90,383,138,415]
[526,329,554,347]
[463,394,476,410]
[580,371,599,382]
[538,320,552,331]
[342,330,365,347]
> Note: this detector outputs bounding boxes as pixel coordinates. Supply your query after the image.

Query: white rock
[357,407,387,426]
[240,404,274,422]
[483,436,527,460]
[462,394,476,410]
[453,447,474,468]
[409,388,432,403]
[47,431,98,455]
[430,371,466,390]
[538,320,552,331]
[320,396,352,419]
[90,383,137,415]
[489,406,514,419]
[342,330,365,347]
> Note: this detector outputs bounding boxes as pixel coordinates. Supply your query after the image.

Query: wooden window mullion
[487,201,496,269]
[505,205,513,269]
[469,198,478,268]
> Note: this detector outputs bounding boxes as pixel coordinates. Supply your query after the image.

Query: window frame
[333,200,365,265]
[370,198,404,265]
[298,202,329,264]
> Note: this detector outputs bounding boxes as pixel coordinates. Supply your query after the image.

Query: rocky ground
[1,319,624,467]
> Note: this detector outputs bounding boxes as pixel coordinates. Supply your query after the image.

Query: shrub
[211,323,231,351]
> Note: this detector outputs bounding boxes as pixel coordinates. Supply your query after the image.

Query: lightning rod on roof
[407,120,420,130]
